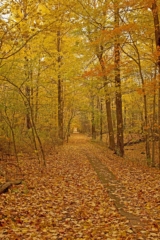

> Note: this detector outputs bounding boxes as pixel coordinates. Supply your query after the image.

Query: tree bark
[25,85,32,129]
[0,180,22,194]
[114,5,124,157]
[97,51,115,150]
[105,95,115,150]
[152,0,160,168]
[57,30,64,140]
[100,98,103,141]
[91,95,96,140]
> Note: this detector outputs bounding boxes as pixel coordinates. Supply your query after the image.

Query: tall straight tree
[57,28,64,140]
[152,0,160,168]
[97,48,115,150]
[76,0,116,150]
[114,2,124,156]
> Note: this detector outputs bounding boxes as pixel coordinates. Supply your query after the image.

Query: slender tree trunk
[25,86,31,129]
[57,30,64,140]
[158,72,160,168]
[143,85,151,163]
[66,112,75,143]
[24,52,32,130]
[3,108,19,164]
[152,0,160,168]
[91,95,96,140]
[30,110,46,166]
[105,94,115,150]
[151,78,156,167]
[114,5,124,157]
[97,51,115,150]
[124,107,126,130]
[136,57,151,161]
[100,98,103,141]
[35,59,41,123]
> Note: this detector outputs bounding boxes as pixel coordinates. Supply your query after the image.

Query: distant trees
[73,0,160,165]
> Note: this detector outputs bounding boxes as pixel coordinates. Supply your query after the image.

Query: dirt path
[68,134,160,239]
[0,134,160,239]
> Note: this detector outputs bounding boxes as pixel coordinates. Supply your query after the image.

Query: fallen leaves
[0,134,160,239]
[87,141,160,239]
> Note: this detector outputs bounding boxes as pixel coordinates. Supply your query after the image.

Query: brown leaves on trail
[89,143,160,239]
[1,144,134,240]
[0,135,160,239]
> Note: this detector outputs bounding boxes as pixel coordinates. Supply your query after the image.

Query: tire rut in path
[84,148,145,235]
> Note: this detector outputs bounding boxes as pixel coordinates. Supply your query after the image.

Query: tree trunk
[97,51,115,150]
[35,59,41,123]
[25,85,31,129]
[100,98,103,141]
[91,95,96,140]
[114,5,124,157]
[0,180,22,194]
[151,80,156,167]
[152,0,160,168]
[105,95,115,150]
[57,30,64,140]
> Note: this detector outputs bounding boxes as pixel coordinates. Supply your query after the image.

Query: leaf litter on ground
[0,134,160,240]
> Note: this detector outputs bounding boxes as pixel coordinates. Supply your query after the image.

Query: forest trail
[0,134,160,239]
[67,134,160,239]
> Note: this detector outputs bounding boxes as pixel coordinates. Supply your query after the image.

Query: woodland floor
[0,134,160,240]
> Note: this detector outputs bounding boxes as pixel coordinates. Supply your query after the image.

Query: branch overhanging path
[0,134,160,239]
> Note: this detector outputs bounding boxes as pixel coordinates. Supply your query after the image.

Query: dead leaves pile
[89,143,160,239]
[1,144,134,240]
[0,135,160,240]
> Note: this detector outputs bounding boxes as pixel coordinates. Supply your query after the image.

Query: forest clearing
[0,134,160,240]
